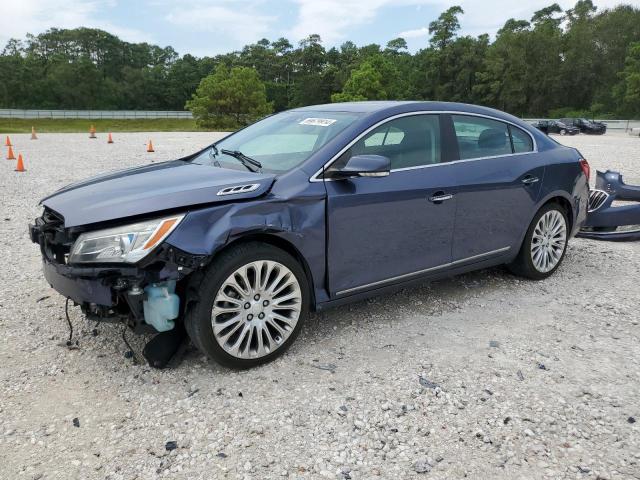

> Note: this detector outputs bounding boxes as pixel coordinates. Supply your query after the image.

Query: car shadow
[180,265,518,372]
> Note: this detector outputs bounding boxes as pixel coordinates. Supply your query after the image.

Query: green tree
[591,5,640,112]
[3,4,640,118]
[332,61,385,102]
[473,19,531,113]
[614,42,640,117]
[385,38,408,55]
[331,55,405,102]
[429,6,464,50]
[186,64,272,128]
[560,1,598,110]
[526,4,564,114]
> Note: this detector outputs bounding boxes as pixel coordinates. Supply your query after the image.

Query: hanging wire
[64,298,74,346]
[122,325,138,364]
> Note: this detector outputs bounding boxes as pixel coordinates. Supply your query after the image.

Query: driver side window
[334,114,441,171]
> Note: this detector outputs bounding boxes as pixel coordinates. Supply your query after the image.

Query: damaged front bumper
[30,209,207,333]
[578,170,640,241]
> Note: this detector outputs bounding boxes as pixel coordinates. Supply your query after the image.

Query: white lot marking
[0,131,638,479]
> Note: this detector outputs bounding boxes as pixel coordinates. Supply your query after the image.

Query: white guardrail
[524,118,640,131]
[0,109,193,119]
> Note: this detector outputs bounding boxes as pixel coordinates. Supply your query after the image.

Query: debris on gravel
[413,458,432,474]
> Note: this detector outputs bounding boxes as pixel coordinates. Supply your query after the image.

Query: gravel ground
[0,131,639,480]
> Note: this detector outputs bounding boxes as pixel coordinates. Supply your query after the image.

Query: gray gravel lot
[0,131,639,480]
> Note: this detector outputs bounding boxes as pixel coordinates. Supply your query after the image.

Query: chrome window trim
[310,111,538,182]
[335,246,511,296]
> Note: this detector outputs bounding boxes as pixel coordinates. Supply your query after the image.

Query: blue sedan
[30,101,590,368]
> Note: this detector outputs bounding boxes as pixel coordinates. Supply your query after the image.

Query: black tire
[508,203,569,280]
[184,242,310,368]
[560,129,566,136]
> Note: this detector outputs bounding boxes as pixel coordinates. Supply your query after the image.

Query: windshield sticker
[299,117,337,127]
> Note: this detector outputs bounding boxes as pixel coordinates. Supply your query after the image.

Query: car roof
[290,101,526,124]
[291,101,418,113]
[294,101,559,153]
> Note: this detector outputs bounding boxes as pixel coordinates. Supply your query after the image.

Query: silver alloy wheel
[211,260,302,359]
[530,210,567,273]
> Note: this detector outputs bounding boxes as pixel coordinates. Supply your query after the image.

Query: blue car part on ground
[578,170,640,241]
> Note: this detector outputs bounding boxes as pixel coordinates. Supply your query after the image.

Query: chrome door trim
[335,246,511,296]
[310,111,538,183]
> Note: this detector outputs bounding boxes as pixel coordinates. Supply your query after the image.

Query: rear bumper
[577,170,640,241]
[577,228,640,241]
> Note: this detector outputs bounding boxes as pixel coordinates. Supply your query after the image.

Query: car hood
[41,160,276,227]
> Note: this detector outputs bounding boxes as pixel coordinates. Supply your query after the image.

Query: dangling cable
[122,325,138,364]
[64,298,74,346]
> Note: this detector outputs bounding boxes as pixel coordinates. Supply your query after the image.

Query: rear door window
[452,115,512,160]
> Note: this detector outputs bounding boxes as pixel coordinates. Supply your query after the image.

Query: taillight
[579,158,590,183]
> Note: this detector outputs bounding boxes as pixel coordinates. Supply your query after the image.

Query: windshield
[192,110,362,173]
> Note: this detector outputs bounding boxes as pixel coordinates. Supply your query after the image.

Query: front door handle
[522,175,539,185]
[429,192,454,204]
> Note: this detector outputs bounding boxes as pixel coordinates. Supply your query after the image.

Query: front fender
[165,185,329,304]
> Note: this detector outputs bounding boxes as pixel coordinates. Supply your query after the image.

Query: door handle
[429,192,454,204]
[522,175,539,185]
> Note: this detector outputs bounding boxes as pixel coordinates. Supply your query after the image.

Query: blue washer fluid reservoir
[143,281,179,332]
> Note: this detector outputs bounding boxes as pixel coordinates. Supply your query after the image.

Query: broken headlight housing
[69,215,184,264]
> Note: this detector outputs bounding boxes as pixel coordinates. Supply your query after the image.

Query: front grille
[588,189,609,212]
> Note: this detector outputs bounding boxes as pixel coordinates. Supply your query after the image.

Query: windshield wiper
[209,143,219,157]
[208,143,221,167]
[220,149,262,173]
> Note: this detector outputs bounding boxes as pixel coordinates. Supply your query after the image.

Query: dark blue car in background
[30,101,590,368]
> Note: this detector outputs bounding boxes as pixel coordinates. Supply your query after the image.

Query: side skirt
[314,252,514,312]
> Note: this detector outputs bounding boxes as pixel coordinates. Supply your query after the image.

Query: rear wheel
[185,242,309,368]
[509,203,569,280]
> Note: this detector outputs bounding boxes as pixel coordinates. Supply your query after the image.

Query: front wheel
[560,129,567,136]
[185,242,309,368]
[509,204,569,280]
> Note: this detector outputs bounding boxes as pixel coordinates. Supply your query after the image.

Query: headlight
[69,215,184,264]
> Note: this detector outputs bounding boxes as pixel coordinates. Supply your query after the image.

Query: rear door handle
[522,175,539,185]
[429,192,454,204]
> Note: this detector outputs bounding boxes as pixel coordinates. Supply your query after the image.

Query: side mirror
[330,154,390,179]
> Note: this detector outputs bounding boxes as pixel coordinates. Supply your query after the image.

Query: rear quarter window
[510,126,534,153]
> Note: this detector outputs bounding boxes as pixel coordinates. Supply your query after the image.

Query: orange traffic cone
[107,132,114,144]
[7,145,16,160]
[147,140,154,152]
[15,154,25,172]
[89,125,97,139]
[31,126,38,140]
[5,135,11,146]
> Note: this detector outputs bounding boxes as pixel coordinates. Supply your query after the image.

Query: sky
[2,0,637,56]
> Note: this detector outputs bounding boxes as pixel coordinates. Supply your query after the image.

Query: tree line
[1,1,639,125]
